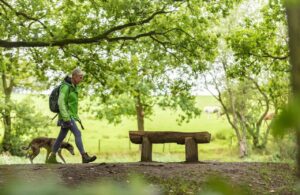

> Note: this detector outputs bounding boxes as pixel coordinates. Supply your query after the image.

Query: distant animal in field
[263,112,275,125]
[22,137,75,164]
[263,112,275,121]
[203,106,222,118]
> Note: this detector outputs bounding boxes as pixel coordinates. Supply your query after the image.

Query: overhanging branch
[0,31,159,48]
[0,8,169,48]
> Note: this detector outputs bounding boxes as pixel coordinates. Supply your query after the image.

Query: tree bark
[286,3,300,178]
[261,121,272,149]
[2,114,12,152]
[222,60,249,157]
[135,94,144,132]
[1,72,14,152]
[239,133,248,158]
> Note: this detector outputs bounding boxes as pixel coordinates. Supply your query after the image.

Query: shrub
[215,131,227,140]
[1,97,50,156]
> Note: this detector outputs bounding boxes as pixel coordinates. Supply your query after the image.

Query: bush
[215,131,227,140]
[272,134,296,161]
[1,97,50,156]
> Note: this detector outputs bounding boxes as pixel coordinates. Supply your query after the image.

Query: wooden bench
[129,131,211,162]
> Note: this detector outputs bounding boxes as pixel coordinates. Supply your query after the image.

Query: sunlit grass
[0,94,295,164]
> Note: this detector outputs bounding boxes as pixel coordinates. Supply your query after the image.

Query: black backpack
[49,85,62,113]
[49,84,71,113]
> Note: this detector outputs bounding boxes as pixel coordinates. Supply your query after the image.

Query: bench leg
[185,137,198,162]
[141,137,152,162]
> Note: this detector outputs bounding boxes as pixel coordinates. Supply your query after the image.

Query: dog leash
[76,119,84,130]
[51,114,58,121]
[42,114,58,128]
[78,120,85,130]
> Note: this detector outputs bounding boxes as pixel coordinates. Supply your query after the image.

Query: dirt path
[0,162,297,194]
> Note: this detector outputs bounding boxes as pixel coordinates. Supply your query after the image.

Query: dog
[22,137,75,164]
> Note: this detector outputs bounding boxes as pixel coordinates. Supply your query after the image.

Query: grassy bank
[0,94,294,164]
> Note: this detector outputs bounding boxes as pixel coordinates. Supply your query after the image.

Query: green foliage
[271,134,296,161]
[272,97,300,138]
[226,0,288,80]
[95,95,137,124]
[0,97,49,156]
[213,0,290,152]
[0,0,244,128]
[218,77,273,148]
[215,132,227,140]
[0,48,50,155]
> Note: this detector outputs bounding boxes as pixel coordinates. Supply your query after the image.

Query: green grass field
[0,94,292,164]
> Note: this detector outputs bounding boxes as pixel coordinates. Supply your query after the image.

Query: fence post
[163,144,165,152]
[98,139,101,153]
[129,140,131,151]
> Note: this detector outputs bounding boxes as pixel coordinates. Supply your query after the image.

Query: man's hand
[62,120,72,128]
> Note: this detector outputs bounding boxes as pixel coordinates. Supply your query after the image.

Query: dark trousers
[52,119,85,154]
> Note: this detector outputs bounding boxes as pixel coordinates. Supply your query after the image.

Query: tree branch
[0,0,54,37]
[246,76,270,128]
[0,8,169,48]
[239,51,289,60]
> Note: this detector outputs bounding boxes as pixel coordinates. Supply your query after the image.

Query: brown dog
[22,137,75,164]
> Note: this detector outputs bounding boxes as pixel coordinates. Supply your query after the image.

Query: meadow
[0,94,291,164]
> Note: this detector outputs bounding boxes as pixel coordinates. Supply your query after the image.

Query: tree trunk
[252,124,262,149]
[260,120,273,149]
[237,120,248,158]
[239,133,248,158]
[231,105,249,157]
[286,3,300,178]
[1,72,14,153]
[135,94,144,132]
[252,134,259,148]
[135,93,144,151]
[2,113,12,152]
[225,64,248,157]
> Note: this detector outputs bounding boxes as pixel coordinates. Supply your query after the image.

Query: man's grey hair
[72,68,84,76]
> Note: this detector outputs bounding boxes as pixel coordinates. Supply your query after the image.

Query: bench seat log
[129,131,211,162]
[129,131,211,144]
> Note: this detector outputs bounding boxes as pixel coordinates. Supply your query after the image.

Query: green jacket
[58,76,80,122]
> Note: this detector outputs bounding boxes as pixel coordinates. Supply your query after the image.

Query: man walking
[47,68,96,164]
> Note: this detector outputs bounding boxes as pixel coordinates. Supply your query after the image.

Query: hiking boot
[46,153,61,164]
[82,153,96,163]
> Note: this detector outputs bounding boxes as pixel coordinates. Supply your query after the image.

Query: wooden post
[162,144,165,152]
[98,139,101,153]
[129,140,131,151]
[185,137,198,162]
[141,136,152,162]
